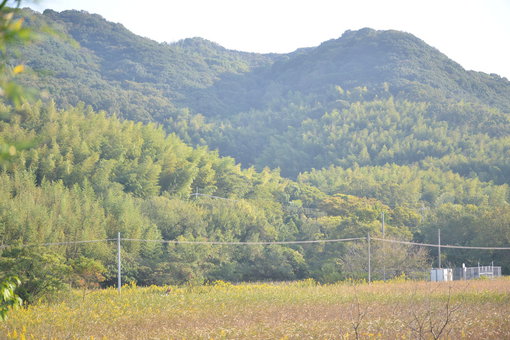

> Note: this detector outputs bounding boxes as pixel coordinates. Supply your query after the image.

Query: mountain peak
[18,8,510,117]
[174,37,226,52]
[262,26,510,109]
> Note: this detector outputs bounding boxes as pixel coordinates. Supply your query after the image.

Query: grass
[1,277,509,339]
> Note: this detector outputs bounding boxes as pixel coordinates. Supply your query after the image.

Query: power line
[1,237,509,250]
[121,237,365,245]
[371,237,510,250]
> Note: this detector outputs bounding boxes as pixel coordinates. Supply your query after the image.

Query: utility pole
[367,232,371,284]
[117,232,121,293]
[438,229,441,269]
[382,211,386,281]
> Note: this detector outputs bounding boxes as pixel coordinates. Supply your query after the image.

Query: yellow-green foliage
[1,278,509,339]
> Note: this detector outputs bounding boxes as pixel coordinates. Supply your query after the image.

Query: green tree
[0,0,32,317]
[0,0,31,161]
[0,247,70,305]
[70,256,106,299]
[0,276,22,320]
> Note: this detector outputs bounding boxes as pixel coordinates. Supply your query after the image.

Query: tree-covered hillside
[13,9,510,180]
[0,103,510,284]
[16,8,276,122]
[1,7,510,291]
[0,101,433,285]
[2,101,509,286]
[250,96,510,178]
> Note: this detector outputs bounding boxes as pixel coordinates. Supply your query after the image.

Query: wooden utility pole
[367,232,371,283]
[117,232,121,293]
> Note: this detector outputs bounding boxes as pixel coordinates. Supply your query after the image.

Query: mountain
[263,28,510,108]
[12,8,510,181]
[20,9,510,115]
[17,9,276,121]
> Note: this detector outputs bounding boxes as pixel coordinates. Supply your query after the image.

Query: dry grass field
[1,277,509,339]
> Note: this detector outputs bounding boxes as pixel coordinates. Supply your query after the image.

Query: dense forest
[12,9,510,178]
[1,7,510,298]
[0,101,429,288]
[2,101,509,290]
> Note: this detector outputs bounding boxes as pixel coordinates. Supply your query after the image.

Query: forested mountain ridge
[264,27,510,109]
[12,9,510,179]
[17,8,277,122]
[20,9,510,114]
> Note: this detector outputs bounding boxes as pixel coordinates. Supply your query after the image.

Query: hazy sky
[30,0,510,79]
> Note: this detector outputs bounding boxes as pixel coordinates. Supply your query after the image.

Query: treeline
[1,101,509,294]
[0,101,424,290]
[15,8,274,122]
[299,164,510,273]
[299,163,509,208]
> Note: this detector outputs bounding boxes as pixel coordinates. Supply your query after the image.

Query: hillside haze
[25,9,510,111]
[14,8,510,180]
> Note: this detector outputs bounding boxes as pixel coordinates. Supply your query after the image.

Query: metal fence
[453,265,502,280]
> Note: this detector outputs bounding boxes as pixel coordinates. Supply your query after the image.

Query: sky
[29,0,510,79]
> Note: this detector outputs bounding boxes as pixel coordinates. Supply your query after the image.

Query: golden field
[1,277,509,339]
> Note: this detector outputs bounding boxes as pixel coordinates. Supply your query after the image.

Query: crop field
[1,278,509,339]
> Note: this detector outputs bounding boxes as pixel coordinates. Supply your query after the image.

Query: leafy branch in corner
[0,276,22,321]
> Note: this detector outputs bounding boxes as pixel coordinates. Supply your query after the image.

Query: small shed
[430,268,453,282]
